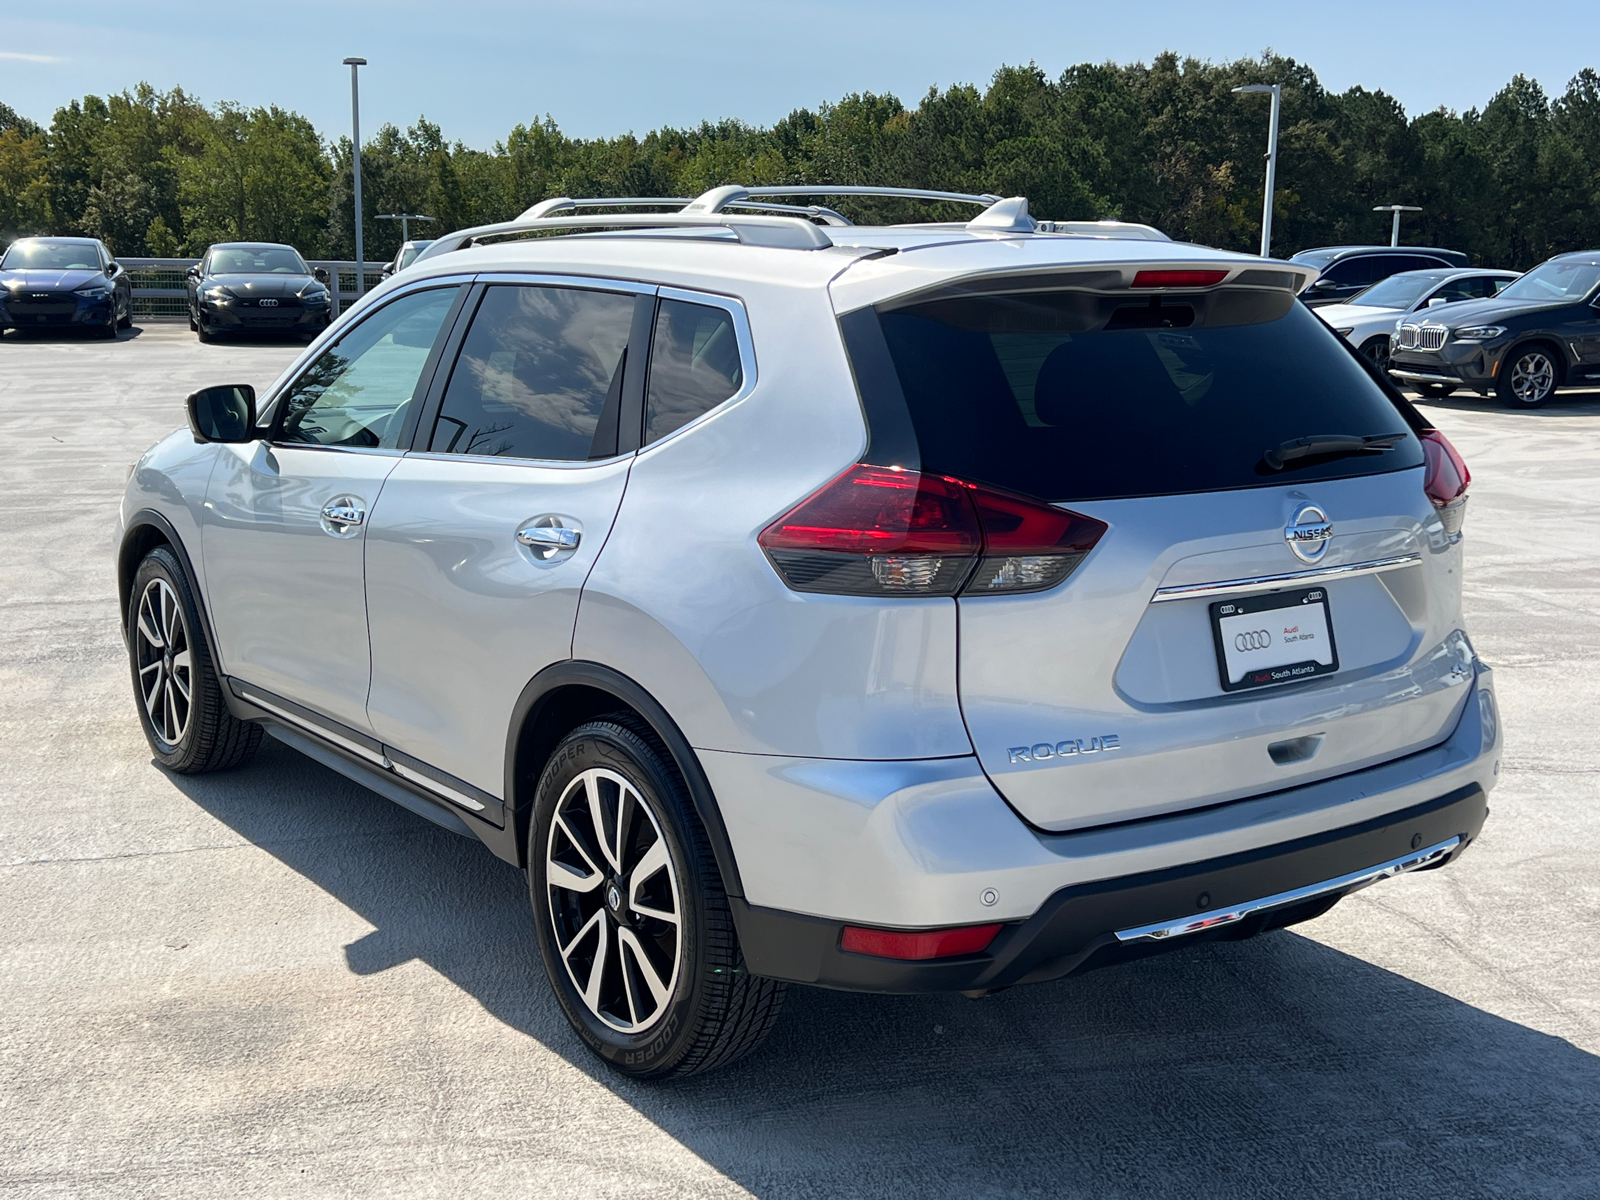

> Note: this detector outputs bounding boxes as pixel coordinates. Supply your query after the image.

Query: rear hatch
[837,265,1475,832]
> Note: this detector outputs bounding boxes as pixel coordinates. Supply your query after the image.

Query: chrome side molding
[1114,835,1461,944]
[1150,552,1422,603]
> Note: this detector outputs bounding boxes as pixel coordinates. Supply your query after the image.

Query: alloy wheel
[546,767,683,1033]
[1509,350,1555,403]
[134,578,192,746]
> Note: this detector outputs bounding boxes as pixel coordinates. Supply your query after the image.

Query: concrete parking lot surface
[2,323,1597,1198]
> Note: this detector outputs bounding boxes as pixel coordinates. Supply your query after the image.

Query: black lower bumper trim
[733,784,1488,994]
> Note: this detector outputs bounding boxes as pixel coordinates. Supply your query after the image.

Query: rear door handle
[516,516,581,559]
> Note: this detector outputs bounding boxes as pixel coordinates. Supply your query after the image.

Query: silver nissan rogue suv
[118,186,1497,1078]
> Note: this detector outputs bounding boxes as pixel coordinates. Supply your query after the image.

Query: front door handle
[516,516,581,559]
[321,502,365,527]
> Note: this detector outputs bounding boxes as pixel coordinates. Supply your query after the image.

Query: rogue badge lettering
[1008,735,1122,764]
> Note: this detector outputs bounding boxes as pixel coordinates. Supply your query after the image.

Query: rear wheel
[530,719,785,1079]
[128,547,261,773]
[1497,345,1559,407]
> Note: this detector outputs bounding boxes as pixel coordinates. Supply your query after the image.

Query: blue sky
[5,1,1599,147]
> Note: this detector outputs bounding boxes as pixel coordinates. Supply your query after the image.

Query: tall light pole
[1374,204,1423,247]
[1233,83,1282,258]
[378,213,435,244]
[342,57,367,294]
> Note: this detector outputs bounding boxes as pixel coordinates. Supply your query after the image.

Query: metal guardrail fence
[119,258,386,320]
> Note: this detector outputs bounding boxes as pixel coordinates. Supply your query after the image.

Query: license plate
[1210,587,1339,692]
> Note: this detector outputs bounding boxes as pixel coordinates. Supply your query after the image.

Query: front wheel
[530,719,785,1079]
[1497,345,1559,407]
[1358,335,1390,372]
[129,547,261,773]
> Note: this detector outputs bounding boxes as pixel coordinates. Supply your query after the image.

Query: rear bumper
[714,662,1500,991]
[735,783,1486,992]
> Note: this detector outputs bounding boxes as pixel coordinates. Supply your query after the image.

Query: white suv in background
[118,186,1498,1078]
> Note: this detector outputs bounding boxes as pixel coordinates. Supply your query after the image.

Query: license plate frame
[1209,586,1339,693]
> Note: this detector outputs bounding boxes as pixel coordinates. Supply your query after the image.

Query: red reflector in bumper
[840,923,1003,960]
[1131,269,1229,288]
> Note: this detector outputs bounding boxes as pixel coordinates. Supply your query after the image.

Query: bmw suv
[118,186,1498,1079]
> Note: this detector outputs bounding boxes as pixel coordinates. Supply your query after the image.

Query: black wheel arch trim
[505,660,744,897]
[119,509,228,683]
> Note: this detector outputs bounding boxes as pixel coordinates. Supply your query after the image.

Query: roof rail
[517,197,691,220]
[411,210,834,266]
[683,184,1003,215]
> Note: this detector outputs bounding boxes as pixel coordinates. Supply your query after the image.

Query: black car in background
[1388,250,1600,407]
[186,243,332,342]
[1292,245,1471,307]
[0,237,133,338]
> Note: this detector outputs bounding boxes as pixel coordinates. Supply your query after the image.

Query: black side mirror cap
[186,384,257,443]
[185,265,202,279]
[314,266,330,284]
[107,261,121,277]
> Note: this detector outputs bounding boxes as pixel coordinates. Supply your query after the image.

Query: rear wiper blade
[1264,432,1406,471]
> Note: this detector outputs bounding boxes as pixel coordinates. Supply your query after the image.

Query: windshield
[1495,259,1600,304]
[1350,273,1448,310]
[851,287,1422,502]
[396,242,432,270]
[210,246,309,275]
[1,241,102,270]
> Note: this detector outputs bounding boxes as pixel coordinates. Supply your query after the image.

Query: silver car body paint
[118,222,1499,931]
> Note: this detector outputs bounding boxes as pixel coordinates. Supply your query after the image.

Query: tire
[128,547,262,773]
[118,296,133,330]
[188,310,198,332]
[530,718,785,1079]
[196,322,214,344]
[1358,335,1390,372]
[1497,344,1560,408]
[1415,381,1457,399]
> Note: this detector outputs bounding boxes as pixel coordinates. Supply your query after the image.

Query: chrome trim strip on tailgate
[1150,553,1422,603]
[1113,835,1460,943]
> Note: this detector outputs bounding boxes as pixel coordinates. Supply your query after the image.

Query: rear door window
[429,284,636,461]
[854,287,1424,502]
[644,298,744,444]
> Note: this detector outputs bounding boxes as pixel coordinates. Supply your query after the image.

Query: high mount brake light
[1131,269,1229,288]
[840,922,1002,960]
[759,464,1107,597]
[1419,428,1470,537]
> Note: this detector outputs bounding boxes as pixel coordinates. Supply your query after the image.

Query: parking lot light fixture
[1375,204,1424,247]
[378,213,436,244]
[343,57,368,294]
[1232,83,1281,258]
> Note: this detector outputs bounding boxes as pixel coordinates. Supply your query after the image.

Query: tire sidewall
[128,548,209,771]
[528,724,711,1077]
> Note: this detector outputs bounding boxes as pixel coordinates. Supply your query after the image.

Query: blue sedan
[0,237,133,338]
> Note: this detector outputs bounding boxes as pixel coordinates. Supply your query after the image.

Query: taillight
[758,464,1107,597]
[840,922,1002,960]
[1419,429,1470,537]
[1131,269,1229,288]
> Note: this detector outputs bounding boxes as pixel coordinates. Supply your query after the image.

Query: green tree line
[4,53,1599,267]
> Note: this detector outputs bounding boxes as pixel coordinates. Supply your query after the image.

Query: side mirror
[314,266,330,284]
[185,265,201,280]
[107,261,122,278]
[186,384,257,443]
[1426,296,1448,307]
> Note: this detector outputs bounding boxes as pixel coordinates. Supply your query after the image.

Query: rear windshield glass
[855,288,1423,502]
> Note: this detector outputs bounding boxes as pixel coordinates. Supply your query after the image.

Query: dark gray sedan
[186,242,332,342]
[0,237,133,337]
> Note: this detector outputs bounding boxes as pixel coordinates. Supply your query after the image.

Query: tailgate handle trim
[1114,835,1461,944]
[1150,552,1422,603]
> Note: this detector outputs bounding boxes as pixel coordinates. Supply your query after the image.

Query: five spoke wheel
[134,577,192,746]
[546,767,683,1033]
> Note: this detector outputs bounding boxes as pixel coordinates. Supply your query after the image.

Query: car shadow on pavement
[168,738,1600,1199]
[1410,386,1600,416]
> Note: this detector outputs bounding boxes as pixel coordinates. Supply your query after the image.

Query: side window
[429,284,636,461]
[277,286,459,449]
[1433,278,1477,303]
[1321,257,1377,287]
[644,298,744,444]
